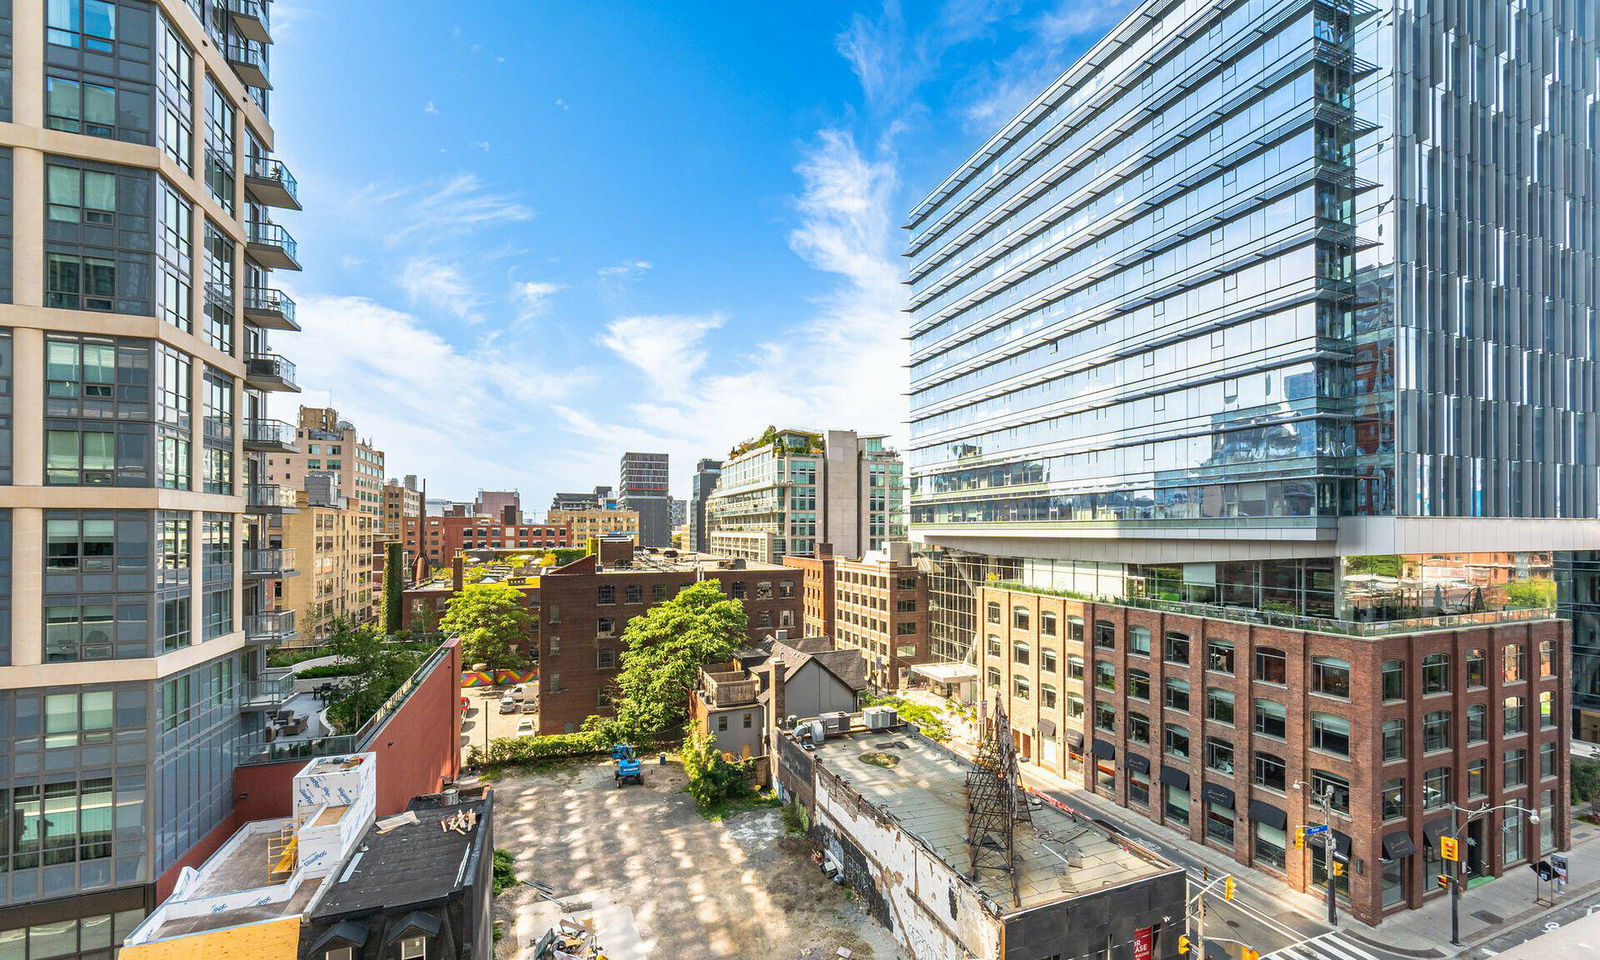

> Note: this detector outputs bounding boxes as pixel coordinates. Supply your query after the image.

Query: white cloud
[513,280,563,318]
[282,293,590,495]
[596,260,652,277]
[423,99,440,115]
[599,313,726,396]
[471,140,491,152]
[554,98,570,110]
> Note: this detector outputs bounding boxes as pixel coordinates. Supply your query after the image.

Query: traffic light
[1294,826,1306,849]
[1437,874,1451,890]
[1177,935,1191,955]
[1332,860,1346,877]
[1224,876,1236,900]
[1242,949,1260,960]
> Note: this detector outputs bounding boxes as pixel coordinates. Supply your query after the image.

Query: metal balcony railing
[246,219,299,266]
[245,156,300,209]
[245,609,296,642]
[224,38,270,89]
[244,418,296,450]
[243,548,297,577]
[245,352,298,391]
[243,286,297,329]
[227,0,271,43]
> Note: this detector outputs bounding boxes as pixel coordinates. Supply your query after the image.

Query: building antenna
[966,694,1031,906]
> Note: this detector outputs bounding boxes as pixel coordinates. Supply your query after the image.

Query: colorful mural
[460,667,539,687]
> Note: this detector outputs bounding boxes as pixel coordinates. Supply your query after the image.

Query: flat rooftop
[311,795,489,919]
[807,729,1172,912]
[137,818,327,939]
[586,551,793,575]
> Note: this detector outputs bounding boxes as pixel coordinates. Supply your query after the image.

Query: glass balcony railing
[243,286,297,328]
[240,671,296,709]
[245,609,296,642]
[244,418,296,449]
[245,156,300,209]
[243,548,297,577]
[246,220,299,269]
[227,0,271,43]
[224,39,270,89]
[246,352,298,391]
[246,483,297,511]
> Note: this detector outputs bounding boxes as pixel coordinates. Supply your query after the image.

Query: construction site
[774,702,1188,960]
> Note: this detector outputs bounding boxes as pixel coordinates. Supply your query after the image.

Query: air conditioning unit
[820,711,850,735]
[863,706,898,730]
[808,719,827,746]
[773,629,789,641]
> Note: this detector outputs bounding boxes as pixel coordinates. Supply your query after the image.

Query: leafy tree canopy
[439,583,534,669]
[611,580,748,739]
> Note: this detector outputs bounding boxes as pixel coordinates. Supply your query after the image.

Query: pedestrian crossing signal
[1294,826,1306,849]
[1178,935,1191,955]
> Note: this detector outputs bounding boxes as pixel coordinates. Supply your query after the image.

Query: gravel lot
[490,757,907,960]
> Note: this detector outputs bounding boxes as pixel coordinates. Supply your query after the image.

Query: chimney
[452,554,464,593]
[769,658,787,750]
[502,504,519,525]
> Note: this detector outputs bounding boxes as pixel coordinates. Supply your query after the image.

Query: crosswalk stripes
[1261,931,1385,960]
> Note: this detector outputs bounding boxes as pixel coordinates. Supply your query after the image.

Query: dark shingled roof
[769,638,869,692]
[311,796,490,919]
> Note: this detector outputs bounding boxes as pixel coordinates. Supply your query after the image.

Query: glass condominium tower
[0,0,301,951]
[908,0,1595,924]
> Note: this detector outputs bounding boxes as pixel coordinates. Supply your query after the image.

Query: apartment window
[986,634,1001,658]
[47,0,116,52]
[1254,699,1287,739]
[1467,703,1487,742]
[1164,723,1190,759]
[1380,660,1405,701]
[1504,749,1527,788]
[1311,770,1351,814]
[1311,657,1350,698]
[1540,690,1555,727]
[45,76,115,137]
[1422,653,1452,694]
[597,585,615,605]
[1503,696,1526,735]
[1041,649,1057,673]
[1039,611,1056,635]
[1129,625,1151,656]
[1466,648,1487,687]
[204,79,235,212]
[1012,640,1029,665]
[160,596,189,652]
[1164,678,1190,712]
[400,936,427,960]
[1382,718,1405,761]
[624,584,642,604]
[1067,617,1083,642]
[45,252,116,312]
[985,602,1000,624]
[44,514,117,571]
[1093,660,1114,692]
[1422,710,1452,752]
[1041,683,1057,709]
[1540,640,1556,679]
[1310,713,1351,757]
[45,427,115,485]
[1468,758,1488,798]
[1093,620,1115,648]
[1093,703,1115,732]
[1381,777,1405,820]
[652,583,668,603]
[1065,692,1084,719]
[986,667,1001,690]
[1503,644,1526,683]
[1207,639,1234,674]
[1067,655,1084,680]
[1253,752,1287,792]
[1206,688,1235,725]
[1541,741,1558,779]
[1255,648,1287,684]
[203,587,231,639]
[596,617,615,637]
[1126,668,1150,700]
[1012,605,1029,630]
[7,777,115,871]
[1012,676,1029,701]
[1205,737,1234,775]
[1128,712,1150,744]
[1422,767,1451,809]
[1165,631,1190,665]
[596,648,614,670]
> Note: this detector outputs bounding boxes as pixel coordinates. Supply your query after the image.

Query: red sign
[1133,926,1152,960]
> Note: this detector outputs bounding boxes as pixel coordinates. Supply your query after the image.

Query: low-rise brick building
[405,511,572,566]
[979,583,1570,925]
[784,542,931,692]
[537,540,803,734]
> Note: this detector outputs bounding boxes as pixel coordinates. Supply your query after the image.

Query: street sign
[1440,836,1460,862]
[1304,824,1330,836]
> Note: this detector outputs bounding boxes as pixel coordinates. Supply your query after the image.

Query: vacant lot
[491,758,906,960]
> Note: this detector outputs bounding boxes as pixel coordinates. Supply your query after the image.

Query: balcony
[243,417,297,453]
[240,670,296,710]
[245,352,299,392]
[245,609,297,644]
[243,548,298,578]
[225,38,271,90]
[246,483,299,513]
[701,668,759,707]
[246,220,300,271]
[227,0,271,44]
[243,285,298,331]
[245,156,300,210]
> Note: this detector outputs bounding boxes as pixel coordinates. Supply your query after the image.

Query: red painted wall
[157,640,464,898]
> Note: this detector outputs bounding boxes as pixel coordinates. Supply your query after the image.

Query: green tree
[381,541,405,635]
[323,619,423,732]
[611,580,748,738]
[680,724,752,809]
[439,583,533,669]
[1505,578,1557,608]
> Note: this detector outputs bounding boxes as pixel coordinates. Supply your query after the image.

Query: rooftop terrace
[805,728,1173,913]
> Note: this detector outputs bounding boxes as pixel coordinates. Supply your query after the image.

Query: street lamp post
[1444,801,1540,946]
[1293,780,1339,925]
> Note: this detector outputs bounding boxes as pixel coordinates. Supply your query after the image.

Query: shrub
[492,849,517,896]
[781,801,810,835]
[297,663,361,680]
[469,730,610,768]
[861,694,951,742]
[1574,758,1600,805]
[267,646,329,668]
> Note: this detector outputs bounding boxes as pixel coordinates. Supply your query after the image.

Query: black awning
[1383,831,1417,860]
[1124,751,1150,773]
[1066,730,1085,752]
[1332,829,1352,857]
[1423,819,1452,848]
[1159,766,1190,790]
[1203,783,1235,808]
[1248,800,1287,830]
[1091,739,1116,759]
[1038,717,1057,739]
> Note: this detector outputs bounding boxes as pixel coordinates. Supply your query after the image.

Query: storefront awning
[908,662,979,683]
[1383,831,1417,860]
[1423,819,1453,849]
[1249,800,1287,830]
[1091,739,1116,759]
[1159,766,1190,790]
[1066,730,1085,752]
[1037,717,1057,739]
[1204,783,1236,808]
[1124,751,1150,773]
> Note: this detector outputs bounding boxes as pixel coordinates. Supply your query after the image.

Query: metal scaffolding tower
[965,694,1032,905]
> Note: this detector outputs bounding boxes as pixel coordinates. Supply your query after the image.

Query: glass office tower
[0,0,300,950]
[908,0,1594,923]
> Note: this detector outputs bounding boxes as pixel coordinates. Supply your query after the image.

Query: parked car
[499,695,519,714]
[460,697,471,714]
[521,699,538,714]
[510,683,530,701]
[516,718,536,736]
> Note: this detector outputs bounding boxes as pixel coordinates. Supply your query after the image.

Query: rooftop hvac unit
[863,706,898,730]
[819,711,850,735]
[808,720,826,746]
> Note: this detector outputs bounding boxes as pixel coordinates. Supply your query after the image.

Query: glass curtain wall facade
[0,0,299,951]
[908,0,1595,924]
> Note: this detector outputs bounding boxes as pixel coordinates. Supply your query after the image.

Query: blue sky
[268,0,1131,504]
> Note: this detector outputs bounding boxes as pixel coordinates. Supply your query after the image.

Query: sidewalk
[916,696,1600,958]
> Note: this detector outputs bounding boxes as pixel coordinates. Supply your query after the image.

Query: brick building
[980,583,1570,924]
[404,512,572,566]
[547,506,640,545]
[784,542,931,692]
[536,541,803,734]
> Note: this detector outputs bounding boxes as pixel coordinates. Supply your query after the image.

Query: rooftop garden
[727,424,823,460]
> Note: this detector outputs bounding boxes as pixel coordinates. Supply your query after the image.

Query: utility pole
[1194,875,1206,960]
[1320,787,1337,926]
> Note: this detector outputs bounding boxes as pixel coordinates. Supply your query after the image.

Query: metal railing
[223,39,269,85]
[227,0,270,32]
[245,609,296,642]
[246,483,297,510]
[246,156,299,205]
[244,286,297,323]
[243,548,296,576]
[247,220,298,261]
[244,418,295,447]
[246,352,298,388]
